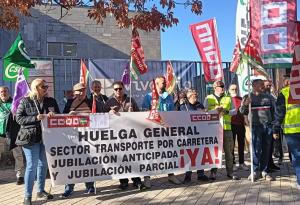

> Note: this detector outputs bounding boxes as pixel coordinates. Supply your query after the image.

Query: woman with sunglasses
[180,89,209,183]
[15,78,60,205]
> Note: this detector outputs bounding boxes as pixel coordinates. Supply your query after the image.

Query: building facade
[0,5,161,60]
[0,4,162,164]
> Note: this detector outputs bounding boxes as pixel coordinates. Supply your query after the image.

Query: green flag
[3,33,35,81]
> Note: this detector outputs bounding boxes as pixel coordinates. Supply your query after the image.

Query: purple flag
[12,69,30,114]
[121,63,130,85]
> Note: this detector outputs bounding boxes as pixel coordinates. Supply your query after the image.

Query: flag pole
[247,58,254,183]
[129,62,132,107]
[129,22,134,107]
[246,1,254,183]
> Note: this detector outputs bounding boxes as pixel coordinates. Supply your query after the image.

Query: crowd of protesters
[0,74,299,205]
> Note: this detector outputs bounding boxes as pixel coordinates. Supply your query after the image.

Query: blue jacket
[142,92,174,111]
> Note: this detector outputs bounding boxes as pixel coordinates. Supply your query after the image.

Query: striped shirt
[240,93,275,126]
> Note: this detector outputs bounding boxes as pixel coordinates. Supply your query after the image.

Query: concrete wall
[0,5,161,60]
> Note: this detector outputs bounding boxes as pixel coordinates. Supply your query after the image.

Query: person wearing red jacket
[228,84,249,171]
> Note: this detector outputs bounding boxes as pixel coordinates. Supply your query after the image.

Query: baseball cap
[250,75,267,83]
[213,80,225,88]
[73,83,86,91]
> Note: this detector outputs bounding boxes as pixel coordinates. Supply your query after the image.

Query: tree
[0,0,202,31]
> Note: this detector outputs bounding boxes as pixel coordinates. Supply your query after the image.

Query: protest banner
[190,18,224,82]
[235,0,250,97]
[288,21,300,104]
[42,111,223,186]
[250,0,296,69]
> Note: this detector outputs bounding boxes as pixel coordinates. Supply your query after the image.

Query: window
[47,42,61,56]
[63,43,77,56]
[47,42,77,57]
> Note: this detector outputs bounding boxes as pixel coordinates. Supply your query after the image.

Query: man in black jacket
[104,81,145,190]
[90,80,108,112]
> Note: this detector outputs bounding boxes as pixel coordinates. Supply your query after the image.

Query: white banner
[42,111,223,186]
[236,0,250,97]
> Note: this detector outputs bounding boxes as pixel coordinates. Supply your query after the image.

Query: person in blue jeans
[273,85,300,189]
[240,79,275,181]
[142,76,181,188]
[15,78,60,205]
[180,89,209,183]
[60,83,95,198]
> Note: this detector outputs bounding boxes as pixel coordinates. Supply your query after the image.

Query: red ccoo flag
[229,39,241,73]
[91,95,97,113]
[79,59,89,87]
[241,39,269,78]
[130,28,148,80]
[288,21,300,104]
[147,79,162,124]
[165,61,176,94]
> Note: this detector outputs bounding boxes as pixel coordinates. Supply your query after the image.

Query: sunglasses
[41,85,49,90]
[114,87,123,91]
[74,88,85,92]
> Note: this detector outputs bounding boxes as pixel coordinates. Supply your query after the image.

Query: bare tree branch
[0,0,202,31]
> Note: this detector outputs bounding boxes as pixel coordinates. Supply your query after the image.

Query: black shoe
[270,164,280,171]
[23,197,32,205]
[141,183,148,191]
[183,176,192,184]
[209,173,216,180]
[133,181,146,190]
[133,182,147,191]
[59,189,73,198]
[198,175,209,181]
[16,177,24,185]
[37,191,54,200]
[227,174,240,180]
[132,181,140,188]
[119,183,129,190]
[84,187,95,194]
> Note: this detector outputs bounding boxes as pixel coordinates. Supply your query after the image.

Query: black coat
[104,94,139,112]
[0,97,20,150]
[16,96,60,144]
[6,112,20,150]
[90,93,108,113]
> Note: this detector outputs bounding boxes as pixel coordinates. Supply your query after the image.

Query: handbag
[15,125,41,146]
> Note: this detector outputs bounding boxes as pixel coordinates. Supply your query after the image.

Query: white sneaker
[240,163,250,171]
[144,176,151,188]
[248,172,261,181]
[296,183,300,190]
[168,175,181,185]
[262,171,275,181]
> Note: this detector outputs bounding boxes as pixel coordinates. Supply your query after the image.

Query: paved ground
[0,154,299,205]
